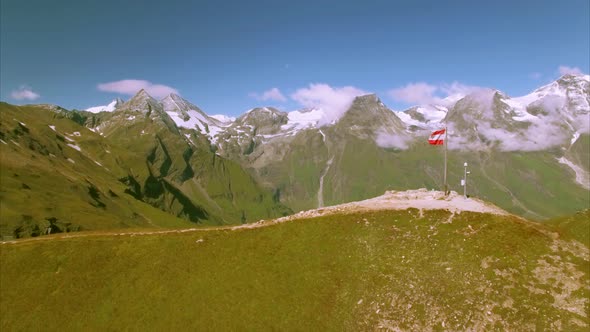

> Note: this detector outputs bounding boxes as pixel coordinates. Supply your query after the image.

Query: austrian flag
[428,128,446,145]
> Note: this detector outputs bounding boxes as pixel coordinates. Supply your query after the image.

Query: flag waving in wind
[428,129,446,145]
[428,127,449,194]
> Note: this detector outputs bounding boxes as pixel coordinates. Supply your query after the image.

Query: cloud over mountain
[249,88,287,102]
[97,80,179,99]
[291,83,367,125]
[558,65,585,76]
[375,131,411,150]
[388,81,483,106]
[11,85,40,101]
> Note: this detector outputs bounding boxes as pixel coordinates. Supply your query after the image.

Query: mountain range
[1,74,588,237]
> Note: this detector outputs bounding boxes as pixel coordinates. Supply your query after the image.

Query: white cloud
[290,83,367,125]
[558,65,584,76]
[375,130,411,150]
[97,79,178,99]
[447,89,583,152]
[249,87,287,102]
[388,81,482,107]
[440,82,483,101]
[11,85,40,101]
[388,82,438,105]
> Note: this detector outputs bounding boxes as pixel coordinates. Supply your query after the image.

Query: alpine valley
[1,74,589,238]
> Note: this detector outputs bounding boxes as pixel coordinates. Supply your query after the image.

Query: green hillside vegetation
[567,134,590,171]
[0,103,190,238]
[546,209,590,246]
[1,209,588,330]
[0,102,289,238]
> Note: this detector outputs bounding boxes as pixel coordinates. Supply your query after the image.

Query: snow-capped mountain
[511,74,590,132]
[396,104,449,130]
[3,75,589,229]
[82,74,588,154]
[514,74,590,112]
[396,74,590,151]
[282,108,327,132]
[122,89,162,114]
[161,93,230,144]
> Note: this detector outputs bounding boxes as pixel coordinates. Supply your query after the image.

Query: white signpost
[463,162,470,198]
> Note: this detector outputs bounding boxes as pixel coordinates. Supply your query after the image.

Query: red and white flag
[428,129,445,145]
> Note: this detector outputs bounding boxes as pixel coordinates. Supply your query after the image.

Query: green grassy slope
[0,103,192,238]
[567,134,590,172]
[1,209,588,330]
[0,103,290,238]
[92,103,291,224]
[546,209,590,246]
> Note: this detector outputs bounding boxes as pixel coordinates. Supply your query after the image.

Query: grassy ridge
[2,209,588,330]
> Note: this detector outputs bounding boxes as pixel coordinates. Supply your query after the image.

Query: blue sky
[1,0,589,116]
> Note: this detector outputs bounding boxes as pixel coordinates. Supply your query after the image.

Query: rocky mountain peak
[122,89,160,113]
[134,89,153,99]
[237,107,288,127]
[353,93,379,103]
[557,73,590,86]
[338,93,406,135]
[222,107,288,137]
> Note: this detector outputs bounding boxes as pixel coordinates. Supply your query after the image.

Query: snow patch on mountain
[67,143,82,152]
[283,108,325,132]
[570,132,580,146]
[86,99,122,113]
[395,112,423,127]
[318,157,334,208]
[397,105,448,129]
[210,114,235,123]
[500,98,538,122]
[557,157,590,190]
[166,109,225,143]
[161,94,228,143]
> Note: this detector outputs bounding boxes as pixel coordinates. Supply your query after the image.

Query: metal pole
[463,162,467,198]
[443,127,448,195]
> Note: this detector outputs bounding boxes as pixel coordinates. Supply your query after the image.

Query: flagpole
[443,126,448,195]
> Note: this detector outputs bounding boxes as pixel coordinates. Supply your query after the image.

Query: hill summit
[1,194,588,330]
